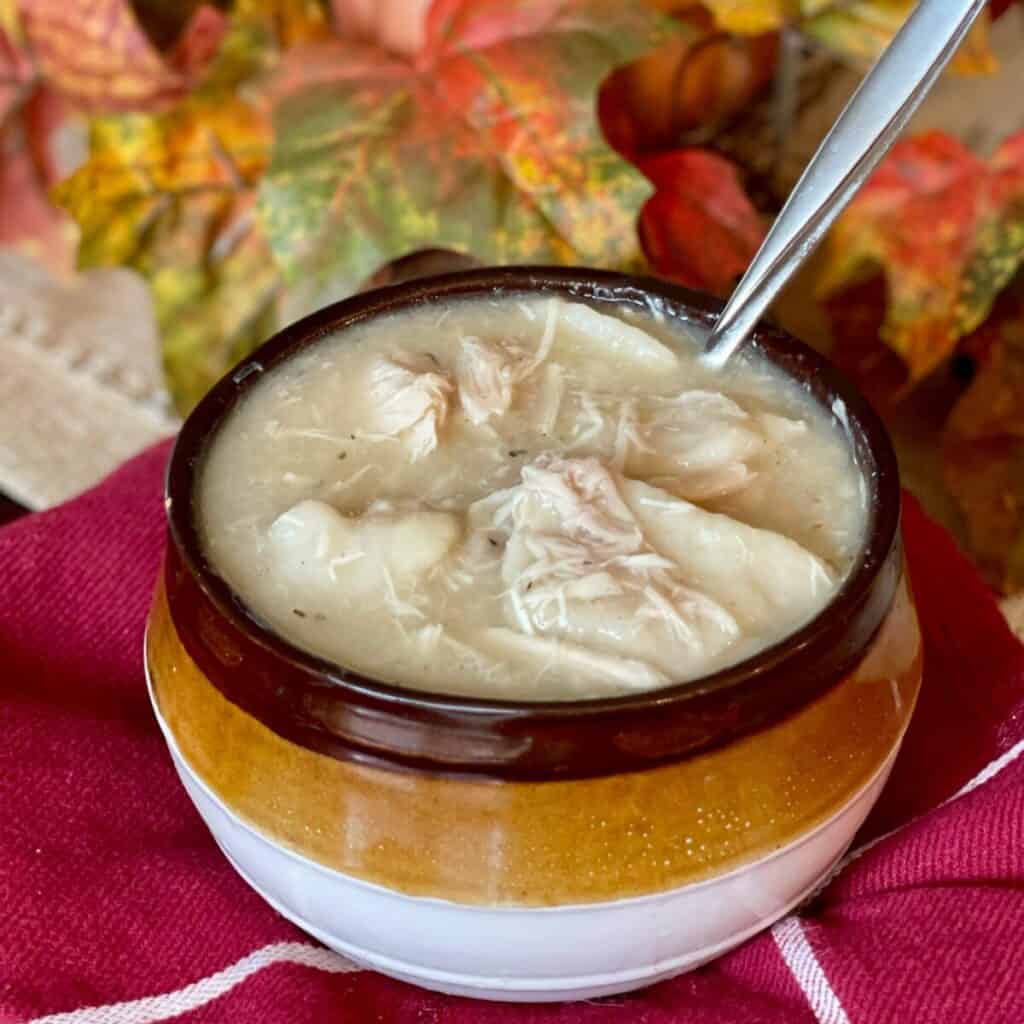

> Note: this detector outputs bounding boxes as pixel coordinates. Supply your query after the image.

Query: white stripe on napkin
[27,942,360,1024]
[842,734,1024,872]
[772,916,850,1024]
[772,735,1024,1022]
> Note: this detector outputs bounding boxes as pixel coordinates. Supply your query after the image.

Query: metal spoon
[702,0,988,369]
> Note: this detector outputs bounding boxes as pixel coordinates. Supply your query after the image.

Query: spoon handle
[703,0,988,369]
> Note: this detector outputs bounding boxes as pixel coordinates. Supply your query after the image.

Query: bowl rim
[162,265,902,776]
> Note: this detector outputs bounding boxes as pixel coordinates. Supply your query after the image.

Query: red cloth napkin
[2,440,1024,1024]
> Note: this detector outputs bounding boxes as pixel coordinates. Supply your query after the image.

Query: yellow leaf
[234,0,333,46]
[54,91,279,411]
[0,0,21,44]
[804,2,998,76]
[702,0,793,34]
[951,16,999,76]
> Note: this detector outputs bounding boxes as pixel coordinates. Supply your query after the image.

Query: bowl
[146,266,921,1001]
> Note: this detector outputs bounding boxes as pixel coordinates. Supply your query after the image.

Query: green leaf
[54,91,279,412]
[258,0,676,309]
[50,0,330,412]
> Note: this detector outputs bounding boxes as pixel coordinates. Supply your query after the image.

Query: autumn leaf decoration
[701,0,999,75]
[818,129,1024,591]
[0,0,228,272]
[818,132,1024,382]
[944,280,1024,593]
[49,0,707,410]
[636,149,765,295]
[258,0,678,309]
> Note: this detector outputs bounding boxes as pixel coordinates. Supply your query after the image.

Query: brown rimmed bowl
[146,266,921,1001]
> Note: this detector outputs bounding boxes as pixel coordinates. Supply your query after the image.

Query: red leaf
[0,16,75,271]
[424,0,568,59]
[0,87,75,272]
[637,149,764,295]
[0,17,33,124]
[332,0,431,56]
[822,276,909,413]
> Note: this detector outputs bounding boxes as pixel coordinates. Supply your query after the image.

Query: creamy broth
[198,295,867,700]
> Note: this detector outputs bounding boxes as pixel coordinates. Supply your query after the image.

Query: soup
[197,295,867,700]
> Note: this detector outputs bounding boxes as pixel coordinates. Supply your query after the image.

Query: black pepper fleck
[292,609,307,618]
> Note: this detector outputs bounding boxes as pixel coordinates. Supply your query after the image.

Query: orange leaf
[818,131,1024,383]
[19,0,225,112]
[599,8,776,156]
[0,9,32,121]
[637,148,764,295]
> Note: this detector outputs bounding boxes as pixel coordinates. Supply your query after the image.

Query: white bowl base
[151,668,894,1003]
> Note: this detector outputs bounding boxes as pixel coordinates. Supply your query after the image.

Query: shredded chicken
[472,454,740,677]
[455,337,514,425]
[454,299,559,425]
[367,354,453,459]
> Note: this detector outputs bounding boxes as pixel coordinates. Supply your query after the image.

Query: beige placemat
[0,250,179,509]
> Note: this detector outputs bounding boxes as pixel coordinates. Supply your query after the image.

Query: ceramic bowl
[146,267,921,1002]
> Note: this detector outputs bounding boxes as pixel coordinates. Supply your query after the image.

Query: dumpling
[625,390,764,500]
[620,478,834,632]
[475,627,668,694]
[561,389,807,503]
[552,301,679,373]
[267,499,460,612]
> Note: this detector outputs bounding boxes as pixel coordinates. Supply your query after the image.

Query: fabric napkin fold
[2,440,1023,1024]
